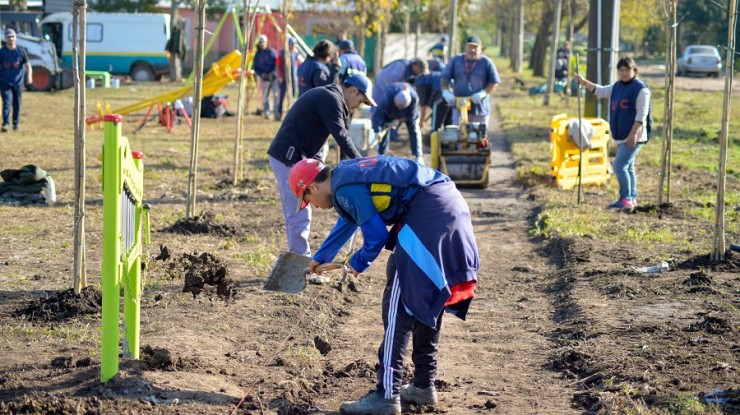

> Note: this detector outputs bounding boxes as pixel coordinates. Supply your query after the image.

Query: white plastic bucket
[86,78,95,89]
[111,78,120,89]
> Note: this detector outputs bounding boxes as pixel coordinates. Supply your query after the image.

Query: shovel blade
[263,251,311,293]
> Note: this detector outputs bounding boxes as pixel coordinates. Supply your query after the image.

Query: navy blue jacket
[253,48,277,78]
[339,50,367,81]
[371,83,420,139]
[297,57,332,95]
[267,83,362,166]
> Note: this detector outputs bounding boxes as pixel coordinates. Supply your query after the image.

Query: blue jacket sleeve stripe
[398,225,445,289]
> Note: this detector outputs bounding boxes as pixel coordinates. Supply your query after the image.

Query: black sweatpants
[375,253,443,399]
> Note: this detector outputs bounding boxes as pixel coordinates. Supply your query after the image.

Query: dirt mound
[0,392,89,414]
[676,250,740,272]
[215,177,260,190]
[13,286,102,322]
[161,210,237,236]
[178,251,235,300]
[140,344,198,371]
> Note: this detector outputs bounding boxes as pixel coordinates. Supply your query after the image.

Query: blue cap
[338,39,354,51]
[441,35,448,42]
[343,73,377,107]
[466,36,481,45]
[288,36,296,45]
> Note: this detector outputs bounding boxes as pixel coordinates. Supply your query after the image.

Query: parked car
[677,45,721,77]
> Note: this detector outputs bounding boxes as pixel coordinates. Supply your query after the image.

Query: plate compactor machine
[430,97,492,188]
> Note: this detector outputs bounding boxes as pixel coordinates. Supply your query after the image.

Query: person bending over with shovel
[267,73,376,257]
[288,156,479,414]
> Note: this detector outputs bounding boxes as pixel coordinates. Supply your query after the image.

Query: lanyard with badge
[464,58,478,92]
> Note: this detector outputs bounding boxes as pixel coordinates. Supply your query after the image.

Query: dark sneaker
[400,383,437,405]
[12,125,18,131]
[339,391,400,415]
[607,197,633,212]
[1,124,7,132]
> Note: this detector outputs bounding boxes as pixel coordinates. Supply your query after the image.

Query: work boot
[339,391,400,415]
[1,124,7,133]
[400,383,437,405]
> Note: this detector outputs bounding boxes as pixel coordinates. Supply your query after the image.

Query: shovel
[263,252,350,293]
[262,230,357,294]
[263,231,358,294]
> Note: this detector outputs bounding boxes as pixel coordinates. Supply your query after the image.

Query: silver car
[677,45,722,77]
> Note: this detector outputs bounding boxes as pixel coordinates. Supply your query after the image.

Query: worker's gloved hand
[442,90,455,105]
[471,89,487,104]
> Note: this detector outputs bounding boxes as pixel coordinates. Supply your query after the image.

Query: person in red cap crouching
[267,73,376,257]
[289,156,479,414]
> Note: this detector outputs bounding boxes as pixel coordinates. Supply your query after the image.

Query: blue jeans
[613,142,642,200]
[260,77,279,115]
[0,82,22,127]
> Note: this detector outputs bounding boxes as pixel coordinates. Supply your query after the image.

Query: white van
[41,12,170,81]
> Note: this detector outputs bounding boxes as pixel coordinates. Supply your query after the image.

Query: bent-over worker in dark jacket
[267,73,376,257]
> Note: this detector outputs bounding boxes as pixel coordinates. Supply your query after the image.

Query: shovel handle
[304,262,348,276]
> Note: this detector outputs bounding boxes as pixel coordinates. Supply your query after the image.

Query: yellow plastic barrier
[550,113,611,190]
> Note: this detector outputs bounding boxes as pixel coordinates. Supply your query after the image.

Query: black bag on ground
[200,95,234,118]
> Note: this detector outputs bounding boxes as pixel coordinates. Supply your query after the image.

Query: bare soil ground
[0,76,738,415]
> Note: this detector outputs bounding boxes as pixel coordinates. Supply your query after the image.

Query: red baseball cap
[289,159,325,212]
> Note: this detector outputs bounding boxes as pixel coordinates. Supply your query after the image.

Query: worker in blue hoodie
[372,82,423,165]
[289,156,479,415]
[253,34,279,120]
[337,39,367,82]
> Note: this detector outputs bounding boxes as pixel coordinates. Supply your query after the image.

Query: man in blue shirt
[0,29,31,132]
[372,82,423,165]
[440,36,500,126]
[267,73,376,257]
[373,58,427,143]
[428,35,448,63]
[372,58,426,103]
[289,156,479,415]
[415,64,451,132]
[338,39,367,82]
[253,34,279,121]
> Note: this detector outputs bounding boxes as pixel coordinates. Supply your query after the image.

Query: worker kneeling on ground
[372,83,424,165]
[290,156,479,415]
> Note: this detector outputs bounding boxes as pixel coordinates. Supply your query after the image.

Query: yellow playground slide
[86,50,253,126]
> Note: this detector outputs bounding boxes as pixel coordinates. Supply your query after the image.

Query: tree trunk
[529,3,553,77]
[72,1,87,294]
[186,0,207,218]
